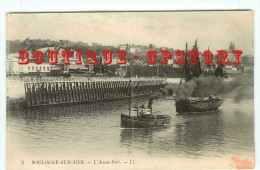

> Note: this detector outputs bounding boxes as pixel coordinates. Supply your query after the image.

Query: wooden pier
[24,77,166,107]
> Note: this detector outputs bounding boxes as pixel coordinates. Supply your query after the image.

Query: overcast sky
[7,11,254,55]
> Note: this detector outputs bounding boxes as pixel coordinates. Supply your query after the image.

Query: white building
[129,46,135,54]
[6,47,93,76]
[6,54,52,75]
[119,44,136,54]
[101,55,118,65]
[7,55,52,74]
[119,44,127,50]
[115,67,126,77]
[6,47,64,75]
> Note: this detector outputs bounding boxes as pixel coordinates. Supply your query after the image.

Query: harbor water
[7,94,254,160]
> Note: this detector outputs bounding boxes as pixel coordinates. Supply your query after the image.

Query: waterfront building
[119,44,128,51]
[115,67,126,77]
[6,52,51,76]
[6,47,91,76]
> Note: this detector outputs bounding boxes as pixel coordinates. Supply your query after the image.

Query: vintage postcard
[6,11,254,169]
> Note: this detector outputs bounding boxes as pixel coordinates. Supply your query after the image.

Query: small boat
[175,96,223,112]
[121,98,171,128]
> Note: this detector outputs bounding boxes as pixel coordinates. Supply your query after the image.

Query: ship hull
[175,98,223,113]
[121,113,171,128]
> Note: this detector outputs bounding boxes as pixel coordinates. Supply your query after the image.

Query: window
[47,67,49,71]
[28,66,30,71]
[43,67,45,71]
[32,66,34,71]
[36,66,38,70]
[39,66,41,70]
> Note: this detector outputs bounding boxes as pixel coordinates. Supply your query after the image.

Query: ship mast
[192,38,202,77]
[184,42,190,81]
[129,54,134,116]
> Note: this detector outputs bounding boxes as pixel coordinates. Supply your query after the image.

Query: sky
[6,11,254,55]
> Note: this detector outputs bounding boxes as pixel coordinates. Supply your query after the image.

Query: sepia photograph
[6,11,254,169]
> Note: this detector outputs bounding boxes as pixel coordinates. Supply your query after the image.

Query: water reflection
[8,99,131,124]
[174,110,225,157]
[120,126,171,155]
[120,126,170,142]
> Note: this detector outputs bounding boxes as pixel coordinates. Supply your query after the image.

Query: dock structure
[24,77,166,107]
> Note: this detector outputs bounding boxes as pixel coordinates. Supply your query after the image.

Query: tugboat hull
[176,98,223,113]
[121,114,171,128]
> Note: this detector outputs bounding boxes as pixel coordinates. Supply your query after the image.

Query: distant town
[6,38,254,78]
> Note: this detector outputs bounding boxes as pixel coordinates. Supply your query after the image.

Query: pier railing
[23,76,166,83]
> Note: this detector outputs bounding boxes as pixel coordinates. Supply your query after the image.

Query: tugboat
[175,40,223,113]
[121,98,171,128]
[122,58,171,128]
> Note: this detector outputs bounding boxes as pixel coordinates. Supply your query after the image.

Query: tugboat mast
[129,54,134,116]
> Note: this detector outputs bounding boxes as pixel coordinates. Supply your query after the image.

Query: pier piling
[24,77,166,107]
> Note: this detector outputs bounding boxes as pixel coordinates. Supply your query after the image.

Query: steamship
[121,98,171,128]
[175,40,224,113]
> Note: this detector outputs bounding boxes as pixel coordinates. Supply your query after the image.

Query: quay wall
[7,77,167,109]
